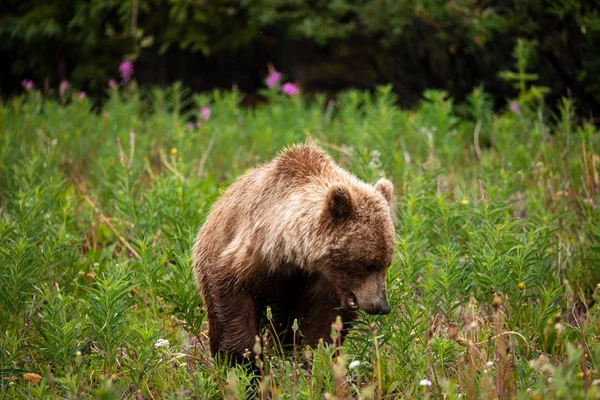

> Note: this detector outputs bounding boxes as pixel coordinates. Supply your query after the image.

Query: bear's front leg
[208,288,258,364]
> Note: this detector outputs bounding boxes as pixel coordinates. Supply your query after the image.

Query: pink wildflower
[108,79,117,88]
[266,63,282,88]
[266,71,281,88]
[266,72,281,88]
[187,122,195,131]
[79,91,86,99]
[281,82,299,96]
[509,102,520,114]
[21,79,34,90]
[59,80,70,97]
[200,107,211,120]
[119,60,134,84]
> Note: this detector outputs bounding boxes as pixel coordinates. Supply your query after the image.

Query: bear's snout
[353,270,391,315]
[360,294,390,315]
[372,297,391,315]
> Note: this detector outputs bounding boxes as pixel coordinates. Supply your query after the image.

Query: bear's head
[319,177,395,315]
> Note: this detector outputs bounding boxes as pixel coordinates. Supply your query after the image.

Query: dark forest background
[1,0,599,113]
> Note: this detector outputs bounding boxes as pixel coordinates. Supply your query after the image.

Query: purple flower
[266,71,282,89]
[119,60,134,84]
[584,198,594,207]
[200,107,211,120]
[108,79,117,88]
[281,82,299,96]
[59,80,70,97]
[265,63,282,89]
[509,102,520,114]
[79,91,86,99]
[187,122,195,131]
[21,79,34,90]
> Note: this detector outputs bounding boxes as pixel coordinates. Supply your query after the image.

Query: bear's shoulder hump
[273,144,333,182]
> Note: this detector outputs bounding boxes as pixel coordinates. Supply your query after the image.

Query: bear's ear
[326,184,354,222]
[374,178,394,205]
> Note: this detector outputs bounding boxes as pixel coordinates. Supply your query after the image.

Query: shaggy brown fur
[192,144,395,363]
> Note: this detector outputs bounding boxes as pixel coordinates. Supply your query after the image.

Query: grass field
[1,83,599,399]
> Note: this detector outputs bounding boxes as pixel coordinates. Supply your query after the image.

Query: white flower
[554,323,564,333]
[486,361,494,367]
[368,150,382,169]
[155,339,170,348]
[340,144,355,156]
[349,360,361,369]
[419,379,432,387]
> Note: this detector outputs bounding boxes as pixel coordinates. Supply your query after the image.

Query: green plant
[499,38,551,107]
[85,264,135,376]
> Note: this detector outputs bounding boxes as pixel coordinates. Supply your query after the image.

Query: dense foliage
[1,0,599,111]
[0,80,599,398]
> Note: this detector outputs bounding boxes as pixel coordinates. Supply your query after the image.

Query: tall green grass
[0,83,599,399]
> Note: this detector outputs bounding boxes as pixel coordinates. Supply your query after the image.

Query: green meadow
[1,82,599,399]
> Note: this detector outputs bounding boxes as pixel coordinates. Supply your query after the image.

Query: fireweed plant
[0,75,599,399]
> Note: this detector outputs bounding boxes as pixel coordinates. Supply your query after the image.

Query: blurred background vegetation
[1,0,599,113]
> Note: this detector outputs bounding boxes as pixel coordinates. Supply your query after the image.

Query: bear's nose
[375,299,391,315]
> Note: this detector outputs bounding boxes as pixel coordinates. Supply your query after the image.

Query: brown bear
[192,144,395,363]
